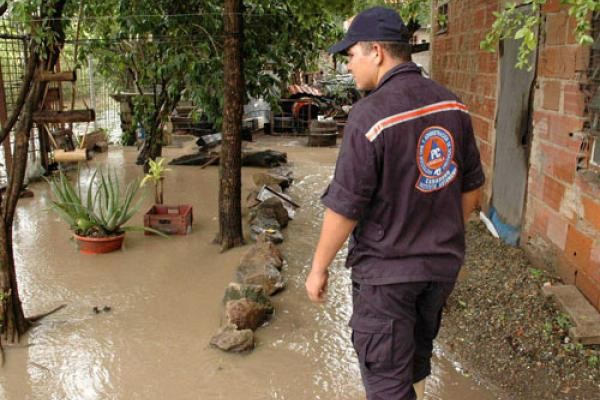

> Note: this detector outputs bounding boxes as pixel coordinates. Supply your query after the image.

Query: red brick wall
[431,0,499,207]
[431,0,600,310]
[525,0,599,310]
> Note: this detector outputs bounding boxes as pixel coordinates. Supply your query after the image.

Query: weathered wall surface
[431,0,600,310]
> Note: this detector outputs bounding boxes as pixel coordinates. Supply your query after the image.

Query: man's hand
[305,268,329,303]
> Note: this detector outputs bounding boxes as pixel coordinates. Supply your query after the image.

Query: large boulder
[223,282,274,314]
[268,166,293,185]
[240,234,284,270]
[210,323,254,352]
[236,263,285,296]
[225,298,270,331]
[237,235,285,295]
[252,172,292,191]
[249,197,290,229]
[246,185,282,209]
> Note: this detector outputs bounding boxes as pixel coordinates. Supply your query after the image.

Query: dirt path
[0,135,498,399]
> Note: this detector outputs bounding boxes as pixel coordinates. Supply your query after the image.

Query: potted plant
[48,169,159,254]
[142,158,193,235]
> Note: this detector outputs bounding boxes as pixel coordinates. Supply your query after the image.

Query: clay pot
[73,233,125,254]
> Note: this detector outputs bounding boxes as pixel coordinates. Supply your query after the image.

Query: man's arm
[306,208,357,303]
[462,188,481,225]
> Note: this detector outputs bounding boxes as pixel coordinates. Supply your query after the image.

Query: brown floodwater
[0,135,499,399]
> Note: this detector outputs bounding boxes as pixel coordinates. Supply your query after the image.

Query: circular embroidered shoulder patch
[416,126,458,193]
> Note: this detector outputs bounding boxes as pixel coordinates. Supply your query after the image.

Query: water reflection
[0,141,499,400]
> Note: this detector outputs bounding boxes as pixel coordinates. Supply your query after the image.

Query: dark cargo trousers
[350,281,455,400]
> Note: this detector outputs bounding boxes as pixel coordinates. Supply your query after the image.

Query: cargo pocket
[350,315,394,372]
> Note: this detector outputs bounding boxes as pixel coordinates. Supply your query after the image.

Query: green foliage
[47,169,156,236]
[481,0,599,70]
[141,157,170,187]
[73,0,344,135]
[353,0,430,27]
[528,267,543,279]
[555,312,572,330]
[588,354,599,368]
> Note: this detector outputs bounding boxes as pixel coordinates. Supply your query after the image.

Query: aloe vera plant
[48,169,153,237]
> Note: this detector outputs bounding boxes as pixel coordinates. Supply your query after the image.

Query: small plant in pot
[142,158,193,235]
[48,169,161,254]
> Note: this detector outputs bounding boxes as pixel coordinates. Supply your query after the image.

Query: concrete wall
[431,0,600,310]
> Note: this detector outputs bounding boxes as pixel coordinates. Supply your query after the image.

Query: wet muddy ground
[439,221,600,400]
[0,134,498,399]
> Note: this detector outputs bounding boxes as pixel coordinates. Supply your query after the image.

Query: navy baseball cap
[328,7,410,54]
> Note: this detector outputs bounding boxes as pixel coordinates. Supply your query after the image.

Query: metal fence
[0,20,121,185]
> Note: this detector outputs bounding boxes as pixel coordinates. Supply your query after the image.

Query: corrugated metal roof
[287,84,322,97]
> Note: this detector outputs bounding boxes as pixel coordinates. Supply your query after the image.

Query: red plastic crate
[144,204,193,235]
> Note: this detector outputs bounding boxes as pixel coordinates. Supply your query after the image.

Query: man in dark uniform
[305,7,484,400]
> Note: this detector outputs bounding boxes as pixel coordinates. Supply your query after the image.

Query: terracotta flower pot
[73,233,125,254]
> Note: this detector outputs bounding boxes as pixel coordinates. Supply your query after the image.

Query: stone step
[542,284,600,345]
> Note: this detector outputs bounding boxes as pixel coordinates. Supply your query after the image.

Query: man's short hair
[360,41,412,62]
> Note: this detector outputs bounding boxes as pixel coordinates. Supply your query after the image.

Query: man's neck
[376,59,407,86]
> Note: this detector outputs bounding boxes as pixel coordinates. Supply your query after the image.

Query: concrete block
[542,284,600,344]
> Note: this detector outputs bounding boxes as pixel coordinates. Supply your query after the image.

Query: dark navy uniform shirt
[321,62,485,285]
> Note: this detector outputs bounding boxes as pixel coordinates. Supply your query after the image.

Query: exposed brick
[575,270,600,310]
[478,52,498,74]
[542,0,564,13]
[575,45,591,72]
[538,142,578,184]
[546,211,568,250]
[543,175,566,211]
[542,80,561,111]
[565,225,593,271]
[557,256,577,284]
[566,14,578,45]
[533,111,585,152]
[529,198,550,235]
[539,46,577,79]
[477,139,493,168]
[527,166,544,199]
[591,242,600,280]
[471,114,491,142]
[563,83,586,116]
[582,195,600,232]
[545,13,568,46]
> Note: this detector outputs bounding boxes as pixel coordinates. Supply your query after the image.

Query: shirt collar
[371,61,421,93]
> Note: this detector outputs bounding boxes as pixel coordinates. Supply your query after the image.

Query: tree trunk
[216,0,245,250]
[136,121,163,173]
[0,0,67,349]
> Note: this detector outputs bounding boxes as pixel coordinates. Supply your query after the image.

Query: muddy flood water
[0,135,500,399]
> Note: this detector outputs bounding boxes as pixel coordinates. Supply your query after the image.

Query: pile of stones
[210,167,297,352]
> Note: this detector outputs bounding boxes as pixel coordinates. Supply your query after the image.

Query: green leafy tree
[353,0,431,31]
[481,0,599,70]
[0,0,70,357]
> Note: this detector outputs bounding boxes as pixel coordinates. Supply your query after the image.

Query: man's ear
[372,43,384,65]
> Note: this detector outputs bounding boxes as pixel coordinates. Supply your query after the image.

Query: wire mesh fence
[0,19,121,185]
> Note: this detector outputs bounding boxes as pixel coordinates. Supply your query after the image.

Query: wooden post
[36,70,76,82]
[37,124,49,170]
[0,60,13,175]
[33,109,95,123]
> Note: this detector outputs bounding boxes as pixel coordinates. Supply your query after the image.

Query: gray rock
[237,262,285,296]
[237,235,286,295]
[241,233,284,270]
[249,197,290,229]
[223,282,274,314]
[210,324,254,352]
[246,185,282,209]
[252,172,291,190]
[225,298,270,331]
[249,225,284,244]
